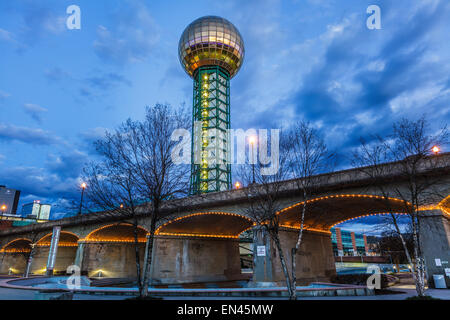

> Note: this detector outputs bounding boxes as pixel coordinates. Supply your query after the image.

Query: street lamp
[78,183,87,215]
[249,136,257,184]
[432,145,440,154]
[1,204,6,215]
[235,181,241,189]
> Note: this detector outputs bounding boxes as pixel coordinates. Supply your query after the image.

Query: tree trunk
[142,206,158,297]
[132,218,143,297]
[411,215,425,297]
[291,248,297,300]
[291,191,307,300]
[272,233,294,299]
[390,212,417,284]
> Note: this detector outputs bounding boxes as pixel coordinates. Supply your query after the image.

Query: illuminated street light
[78,182,87,215]
[432,145,440,154]
[235,182,241,189]
[1,204,6,215]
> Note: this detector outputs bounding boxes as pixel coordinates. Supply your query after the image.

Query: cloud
[0,1,66,50]
[0,165,79,204]
[264,0,450,165]
[23,103,48,123]
[0,124,63,145]
[85,73,132,91]
[46,149,88,180]
[93,0,160,64]
[0,149,89,217]
[0,90,11,102]
[0,28,15,42]
[44,67,72,83]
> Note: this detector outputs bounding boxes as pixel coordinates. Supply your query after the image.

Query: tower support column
[191,66,231,194]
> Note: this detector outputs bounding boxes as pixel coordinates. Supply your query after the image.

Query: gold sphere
[178,16,245,79]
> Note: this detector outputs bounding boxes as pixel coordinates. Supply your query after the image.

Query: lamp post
[235,181,241,189]
[432,145,440,154]
[78,183,86,215]
[1,205,6,215]
[249,136,256,184]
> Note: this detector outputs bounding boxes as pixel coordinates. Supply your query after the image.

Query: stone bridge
[0,155,449,286]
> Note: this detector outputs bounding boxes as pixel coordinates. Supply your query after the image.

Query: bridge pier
[0,252,28,275]
[252,228,336,286]
[251,226,274,283]
[80,242,145,278]
[29,246,78,275]
[419,209,450,288]
[150,236,243,284]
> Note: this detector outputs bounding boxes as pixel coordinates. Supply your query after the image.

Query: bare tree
[285,121,334,299]
[237,132,295,298]
[82,103,190,297]
[352,116,448,297]
[82,160,146,296]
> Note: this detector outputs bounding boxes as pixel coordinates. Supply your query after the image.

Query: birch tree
[237,132,296,298]
[285,121,334,299]
[352,116,448,297]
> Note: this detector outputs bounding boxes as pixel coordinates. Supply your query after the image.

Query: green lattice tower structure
[191,66,231,193]
[179,16,245,194]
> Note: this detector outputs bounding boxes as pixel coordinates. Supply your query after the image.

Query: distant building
[365,235,381,256]
[331,227,368,256]
[21,200,51,220]
[0,185,21,215]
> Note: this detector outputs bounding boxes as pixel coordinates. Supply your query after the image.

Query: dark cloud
[46,150,88,180]
[77,127,108,156]
[283,1,450,165]
[0,149,89,217]
[0,124,63,145]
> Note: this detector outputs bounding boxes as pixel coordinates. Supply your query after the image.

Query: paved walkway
[0,276,448,300]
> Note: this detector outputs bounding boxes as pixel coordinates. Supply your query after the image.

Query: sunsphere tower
[179,16,245,194]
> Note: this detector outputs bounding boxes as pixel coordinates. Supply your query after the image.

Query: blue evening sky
[0,0,449,233]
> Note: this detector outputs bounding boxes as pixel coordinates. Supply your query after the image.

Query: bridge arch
[83,223,149,243]
[436,194,450,217]
[0,238,32,275]
[36,231,79,247]
[277,194,410,231]
[0,238,32,253]
[79,223,149,278]
[155,212,255,238]
[28,231,80,275]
